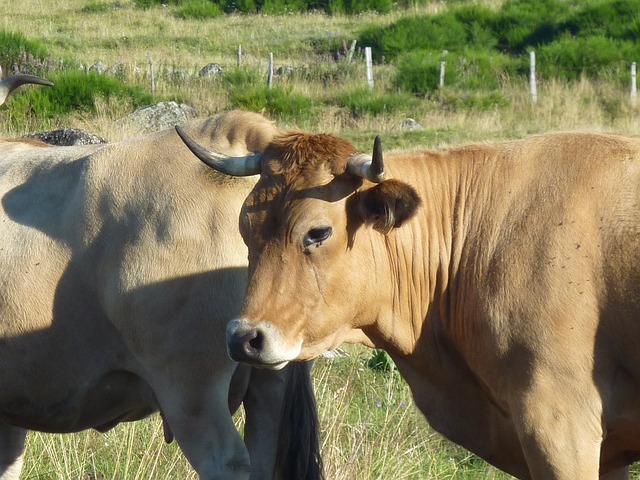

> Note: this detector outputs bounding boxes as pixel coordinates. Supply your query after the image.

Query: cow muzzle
[226,318,301,369]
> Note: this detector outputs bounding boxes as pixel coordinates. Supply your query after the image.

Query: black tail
[274,361,324,480]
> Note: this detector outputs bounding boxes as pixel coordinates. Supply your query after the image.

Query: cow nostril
[248,330,264,352]
[228,327,266,363]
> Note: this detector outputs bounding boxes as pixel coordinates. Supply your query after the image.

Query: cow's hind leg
[0,422,26,480]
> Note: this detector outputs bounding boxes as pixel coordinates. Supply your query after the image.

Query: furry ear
[357,179,421,234]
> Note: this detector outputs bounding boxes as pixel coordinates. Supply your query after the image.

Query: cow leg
[600,466,630,480]
[152,368,252,480]
[0,422,26,480]
[511,372,603,480]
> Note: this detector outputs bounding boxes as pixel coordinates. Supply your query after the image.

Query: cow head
[177,124,420,368]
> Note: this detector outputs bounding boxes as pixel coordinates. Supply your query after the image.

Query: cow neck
[364,148,491,364]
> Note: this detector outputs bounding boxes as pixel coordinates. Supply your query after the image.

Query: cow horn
[0,74,54,106]
[175,125,262,177]
[346,135,386,183]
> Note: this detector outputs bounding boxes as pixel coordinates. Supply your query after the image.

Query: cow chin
[226,317,303,369]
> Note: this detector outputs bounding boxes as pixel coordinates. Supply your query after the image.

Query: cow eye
[303,227,332,249]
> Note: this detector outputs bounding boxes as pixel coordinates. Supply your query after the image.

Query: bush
[395,50,520,95]
[359,5,498,63]
[329,0,393,14]
[0,31,50,76]
[80,1,126,13]
[431,89,509,112]
[175,0,223,18]
[228,84,312,121]
[3,71,153,122]
[222,66,262,89]
[559,0,640,40]
[490,0,569,53]
[134,0,401,14]
[336,87,417,117]
[537,35,636,80]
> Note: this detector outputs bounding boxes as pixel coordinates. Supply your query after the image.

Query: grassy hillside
[1,0,639,147]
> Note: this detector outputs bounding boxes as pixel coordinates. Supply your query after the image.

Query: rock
[401,118,425,131]
[276,66,295,76]
[124,101,199,134]
[89,61,108,74]
[27,128,107,146]
[199,63,223,78]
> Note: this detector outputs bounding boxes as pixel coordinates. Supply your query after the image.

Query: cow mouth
[226,317,302,367]
[247,359,290,370]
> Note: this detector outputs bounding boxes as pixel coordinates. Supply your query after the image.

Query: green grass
[19,348,513,480]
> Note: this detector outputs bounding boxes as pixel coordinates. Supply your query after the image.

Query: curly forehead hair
[264,131,358,179]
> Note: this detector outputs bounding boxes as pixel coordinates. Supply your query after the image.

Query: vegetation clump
[360,0,640,95]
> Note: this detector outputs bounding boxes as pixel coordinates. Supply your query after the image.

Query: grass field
[20,348,513,480]
[2,1,640,478]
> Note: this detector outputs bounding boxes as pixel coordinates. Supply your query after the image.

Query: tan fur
[225,127,640,480]
[0,111,320,480]
[0,137,51,154]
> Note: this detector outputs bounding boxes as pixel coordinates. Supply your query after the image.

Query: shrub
[559,0,640,40]
[358,5,497,63]
[432,89,509,112]
[222,66,262,89]
[175,0,223,18]
[336,87,417,117]
[0,31,50,76]
[537,35,636,80]
[228,84,312,121]
[4,71,153,122]
[395,50,520,95]
[490,0,570,53]
[80,1,126,13]
[329,0,393,14]
[394,51,454,95]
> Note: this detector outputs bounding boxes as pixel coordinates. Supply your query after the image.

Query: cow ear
[357,179,421,234]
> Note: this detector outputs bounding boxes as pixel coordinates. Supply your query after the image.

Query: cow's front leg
[0,422,26,480]
[152,368,251,480]
[511,371,603,480]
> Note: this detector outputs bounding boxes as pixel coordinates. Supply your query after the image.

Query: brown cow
[0,110,321,480]
[177,121,640,480]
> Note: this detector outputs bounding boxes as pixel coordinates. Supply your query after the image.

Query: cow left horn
[175,125,262,177]
[346,135,386,183]
[0,74,54,106]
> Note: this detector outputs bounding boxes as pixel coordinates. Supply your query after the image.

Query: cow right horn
[0,74,54,106]
[175,125,263,177]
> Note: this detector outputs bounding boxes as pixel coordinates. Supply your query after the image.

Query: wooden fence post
[347,40,357,64]
[631,62,637,107]
[529,50,538,104]
[147,53,155,99]
[439,61,446,88]
[237,45,242,68]
[267,52,273,89]
[365,47,374,92]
